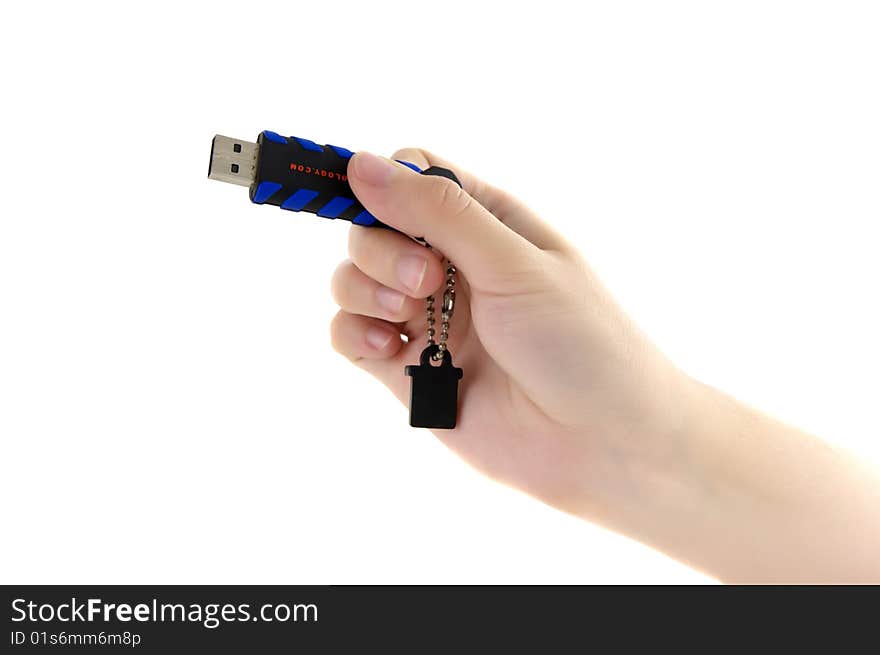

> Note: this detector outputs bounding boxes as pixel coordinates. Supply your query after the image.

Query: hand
[330,149,693,518]
[331,149,880,582]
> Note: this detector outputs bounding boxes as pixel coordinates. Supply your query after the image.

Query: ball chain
[426,262,456,360]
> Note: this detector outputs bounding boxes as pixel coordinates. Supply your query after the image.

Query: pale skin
[330,149,880,583]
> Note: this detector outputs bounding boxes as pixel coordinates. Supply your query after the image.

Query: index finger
[391,147,570,252]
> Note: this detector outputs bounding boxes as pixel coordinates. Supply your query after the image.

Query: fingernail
[396,255,427,293]
[352,152,397,187]
[375,286,406,314]
[365,326,393,350]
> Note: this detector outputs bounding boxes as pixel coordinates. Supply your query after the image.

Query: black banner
[1,585,875,652]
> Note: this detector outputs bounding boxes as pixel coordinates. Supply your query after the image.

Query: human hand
[330,149,694,519]
[331,149,880,583]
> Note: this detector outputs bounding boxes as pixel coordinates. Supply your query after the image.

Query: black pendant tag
[404,345,463,429]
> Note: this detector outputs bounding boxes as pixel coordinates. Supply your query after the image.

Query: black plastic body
[404,345,463,429]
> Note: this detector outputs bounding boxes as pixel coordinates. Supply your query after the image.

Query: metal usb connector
[208,135,259,187]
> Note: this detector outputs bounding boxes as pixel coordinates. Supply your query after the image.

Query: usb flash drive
[208,131,459,229]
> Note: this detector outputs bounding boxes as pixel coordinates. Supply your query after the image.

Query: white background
[1,1,878,584]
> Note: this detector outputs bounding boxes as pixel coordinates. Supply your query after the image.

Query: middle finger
[347,226,445,298]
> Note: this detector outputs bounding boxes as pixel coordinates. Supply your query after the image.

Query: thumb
[348,151,542,289]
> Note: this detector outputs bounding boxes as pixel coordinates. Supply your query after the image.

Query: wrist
[559,369,719,567]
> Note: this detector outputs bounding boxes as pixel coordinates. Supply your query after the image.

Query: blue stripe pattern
[294,137,324,153]
[396,160,422,172]
[329,145,354,159]
[253,181,282,204]
[352,210,377,226]
[317,196,355,219]
[280,189,320,211]
[262,131,287,144]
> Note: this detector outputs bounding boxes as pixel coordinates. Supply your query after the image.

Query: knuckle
[348,225,384,267]
[347,225,365,259]
[329,260,352,306]
[328,312,347,353]
[425,174,473,218]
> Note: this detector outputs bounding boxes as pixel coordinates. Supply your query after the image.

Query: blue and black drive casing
[247,130,459,229]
